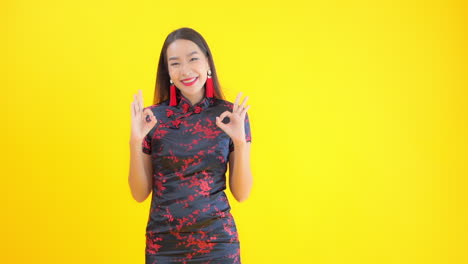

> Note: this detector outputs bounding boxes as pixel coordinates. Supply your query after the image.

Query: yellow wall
[3,0,467,263]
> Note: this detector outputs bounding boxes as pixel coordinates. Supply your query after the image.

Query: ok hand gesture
[216,92,250,144]
[130,89,157,142]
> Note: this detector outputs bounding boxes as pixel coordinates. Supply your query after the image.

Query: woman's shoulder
[212,98,234,110]
[143,100,170,112]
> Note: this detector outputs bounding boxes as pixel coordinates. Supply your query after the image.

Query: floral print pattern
[142,93,251,264]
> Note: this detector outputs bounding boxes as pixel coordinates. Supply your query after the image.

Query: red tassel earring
[206,70,214,98]
[169,79,177,106]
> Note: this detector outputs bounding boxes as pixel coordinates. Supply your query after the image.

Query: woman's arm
[228,141,252,202]
[128,138,153,203]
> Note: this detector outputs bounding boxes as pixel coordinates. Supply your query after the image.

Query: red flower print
[143,96,248,262]
[154,179,166,197]
[172,119,181,128]
[194,106,202,113]
[199,180,211,194]
[182,103,190,113]
[162,207,174,222]
[166,109,175,117]
[146,236,163,254]
[154,129,169,139]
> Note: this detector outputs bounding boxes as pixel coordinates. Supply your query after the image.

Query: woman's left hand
[216,92,250,144]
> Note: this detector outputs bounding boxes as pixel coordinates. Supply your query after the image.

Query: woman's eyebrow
[168,51,199,61]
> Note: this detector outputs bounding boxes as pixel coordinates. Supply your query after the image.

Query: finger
[133,96,139,115]
[218,111,231,122]
[216,116,226,130]
[138,90,144,111]
[133,94,138,113]
[216,115,229,132]
[136,92,142,112]
[143,108,156,123]
[143,108,153,116]
[237,96,249,114]
[146,115,157,127]
[241,105,251,119]
[233,92,242,113]
[131,101,135,118]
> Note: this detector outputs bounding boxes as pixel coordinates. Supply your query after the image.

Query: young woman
[129,27,252,264]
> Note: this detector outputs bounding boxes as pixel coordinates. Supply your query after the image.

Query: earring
[206,70,214,98]
[169,79,177,106]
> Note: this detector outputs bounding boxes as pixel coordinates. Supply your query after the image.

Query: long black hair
[153,27,224,104]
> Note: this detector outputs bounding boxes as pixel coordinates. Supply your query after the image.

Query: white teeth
[182,77,197,83]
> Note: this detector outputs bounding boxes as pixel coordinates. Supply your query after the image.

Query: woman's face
[166,39,210,101]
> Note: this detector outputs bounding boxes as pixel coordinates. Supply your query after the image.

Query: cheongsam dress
[141,92,252,264]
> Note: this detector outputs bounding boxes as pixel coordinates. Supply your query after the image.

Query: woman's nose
[181,64,192,77]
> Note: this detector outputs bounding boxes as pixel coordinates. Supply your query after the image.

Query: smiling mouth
[181,77,198,86]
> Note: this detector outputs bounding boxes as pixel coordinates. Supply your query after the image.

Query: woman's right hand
[130,89,157,142]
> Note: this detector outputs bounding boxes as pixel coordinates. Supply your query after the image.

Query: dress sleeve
[141,106,154,155]
[229,112,252,152]
[142,131,152,154]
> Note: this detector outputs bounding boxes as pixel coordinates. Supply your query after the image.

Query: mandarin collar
[175,92,214,113]
[163,93,215,128]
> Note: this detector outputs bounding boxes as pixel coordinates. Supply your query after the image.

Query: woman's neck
[181,91,204,106]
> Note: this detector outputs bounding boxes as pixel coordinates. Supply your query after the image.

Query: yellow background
[3,0,467,263]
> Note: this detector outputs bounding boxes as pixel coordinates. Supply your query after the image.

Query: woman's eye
[170,63,179,66]
[190,57,199,61]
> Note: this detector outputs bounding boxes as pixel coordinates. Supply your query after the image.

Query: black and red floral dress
[141,92,251,264]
